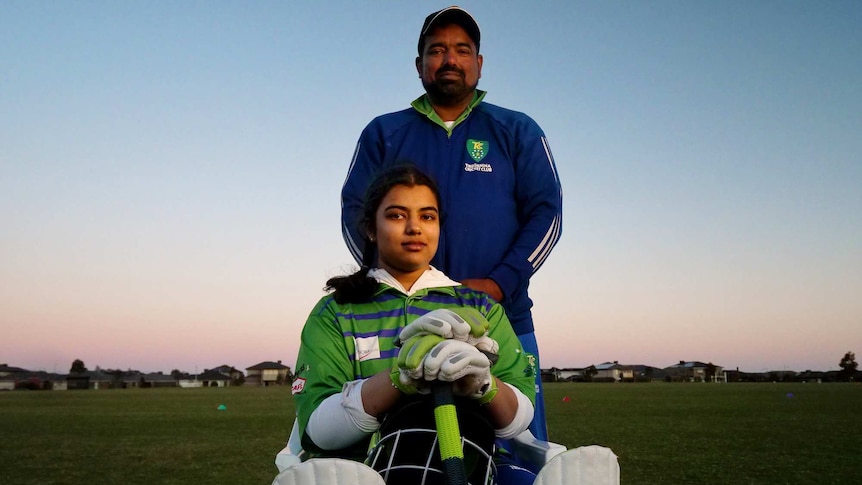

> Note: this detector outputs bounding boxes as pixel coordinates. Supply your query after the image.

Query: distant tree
[838,351,857,381]
[170,369,184,380]
[70,359,87,374]
[584,365,598,382]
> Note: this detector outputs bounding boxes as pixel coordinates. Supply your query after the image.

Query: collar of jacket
[368,266,459,297]
[374,284,457,299]
[411,90,487,136]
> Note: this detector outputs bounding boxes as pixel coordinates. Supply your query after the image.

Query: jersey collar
[369,266,459,297]
[411,90,487,136]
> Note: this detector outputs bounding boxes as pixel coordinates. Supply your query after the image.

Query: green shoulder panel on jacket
[410,90,488,136]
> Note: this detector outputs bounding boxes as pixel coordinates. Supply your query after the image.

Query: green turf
[544,382,862,484]
[1,383,860,484]
[0,387,291,485]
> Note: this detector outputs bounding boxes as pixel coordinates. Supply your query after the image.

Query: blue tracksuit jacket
[341,91,562,335]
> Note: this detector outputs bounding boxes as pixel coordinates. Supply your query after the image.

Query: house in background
[198,369,231,387]
[543,367,588,382]
[594,361,635,382]
[663,361,725,382]
[631,365,668,382]
[177,375,203,388]
[65,374,89,390]
[141,372,178,388]
[212,365,244,382]
[0,365,68,390]
[0,363,28,377]
[246,361,291,386]
[25,371,68,390]
[1,364,28,390]
[66,370,113,390]
[197,365,243,387]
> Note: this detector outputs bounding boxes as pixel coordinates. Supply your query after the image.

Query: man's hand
[421,340,496,401]
[460,278,504,302]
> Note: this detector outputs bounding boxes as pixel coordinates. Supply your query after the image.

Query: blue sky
[2,1,860,374]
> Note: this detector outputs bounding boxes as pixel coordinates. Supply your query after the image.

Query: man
[340,6,562,442]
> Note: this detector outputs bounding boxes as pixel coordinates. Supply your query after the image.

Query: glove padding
[422,340,494,400]
[396,308,499,353]
[397,334,444,379]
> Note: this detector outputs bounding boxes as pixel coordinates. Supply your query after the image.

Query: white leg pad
[532,445,620,485]
[271,458,385,485]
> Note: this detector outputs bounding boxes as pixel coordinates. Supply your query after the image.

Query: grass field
[2,383,860,484]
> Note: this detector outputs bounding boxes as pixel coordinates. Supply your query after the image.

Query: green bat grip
[433,382,468,485]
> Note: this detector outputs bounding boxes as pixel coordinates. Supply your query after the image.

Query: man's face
[416,23,483,106]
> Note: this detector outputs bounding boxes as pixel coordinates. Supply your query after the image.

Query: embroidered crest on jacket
[467,139,489,162]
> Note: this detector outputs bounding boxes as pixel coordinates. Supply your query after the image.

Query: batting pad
[532,445,620,485]
[271,458,385,485]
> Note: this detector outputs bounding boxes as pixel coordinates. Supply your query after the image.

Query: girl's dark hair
[326,163,441,304]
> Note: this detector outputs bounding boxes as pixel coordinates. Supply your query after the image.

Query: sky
[2,1,860,375]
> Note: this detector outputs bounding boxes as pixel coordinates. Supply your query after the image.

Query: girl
[291,164,535,483]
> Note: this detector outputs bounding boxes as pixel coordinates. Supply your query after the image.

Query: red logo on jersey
[291,377,306,395]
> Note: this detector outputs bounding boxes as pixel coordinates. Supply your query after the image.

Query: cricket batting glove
[395,308,499,353]
[390,334,444,394]
[389,367,425,395]
[421,340,498,404]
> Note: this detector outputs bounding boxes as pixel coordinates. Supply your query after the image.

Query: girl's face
[372,184,440,289]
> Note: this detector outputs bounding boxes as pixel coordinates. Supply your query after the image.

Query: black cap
[418,6,481,56]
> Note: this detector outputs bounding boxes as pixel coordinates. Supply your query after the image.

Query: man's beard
[422,68,478,106]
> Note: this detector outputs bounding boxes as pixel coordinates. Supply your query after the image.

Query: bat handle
[432,382,468,485]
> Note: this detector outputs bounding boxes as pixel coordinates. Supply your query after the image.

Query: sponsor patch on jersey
[355,336,381,362]
[291,377,306,395]
[467,139,489,162]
